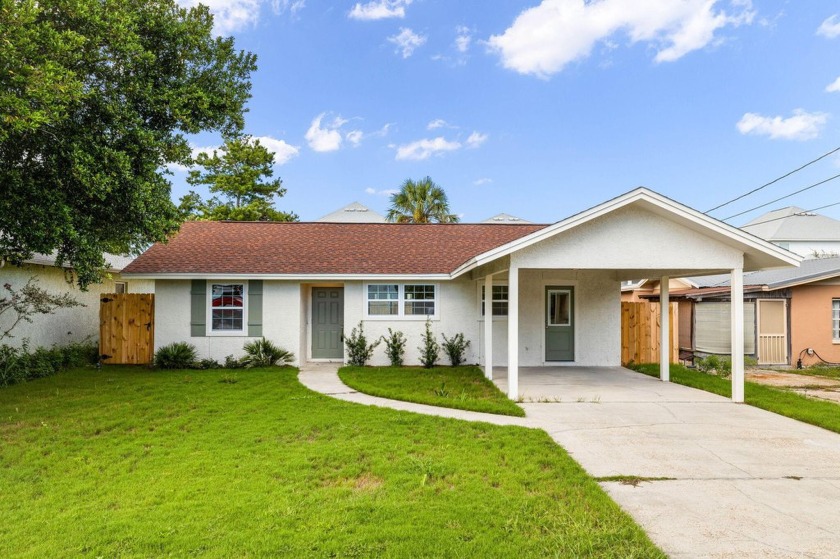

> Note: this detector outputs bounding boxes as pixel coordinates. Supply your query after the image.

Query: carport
[451,189,801,402]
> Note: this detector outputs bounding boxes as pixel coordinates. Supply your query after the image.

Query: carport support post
[659,276,670,382]
[484,273,493,380]
[507,265,519,400]
[731,267,745,403]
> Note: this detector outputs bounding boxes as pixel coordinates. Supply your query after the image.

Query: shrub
[344,321,380,366]
[441,332,471,367]
[0,340,100,387]
[224,355,245,369]
[381,328,407,367]
[418,319,440,369]
[696,354,757,378]
[241,338,294,368]
[195,358,222,370]
[154,342,198,369]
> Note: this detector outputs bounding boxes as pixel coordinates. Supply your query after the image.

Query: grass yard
[787,366,840,381]
[0,366,662,558]
[634,363,840,435]
[338,365,525,417]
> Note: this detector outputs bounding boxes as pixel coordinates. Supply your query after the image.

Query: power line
[723,173,840,221]
[705,145,840,214]
[741,200,840,228]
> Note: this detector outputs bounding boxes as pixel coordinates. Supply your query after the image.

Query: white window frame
[479,283,509,319]
[364,283,439,320]
[114,281,127,294]
[833,299,840,343]
[206,281,248,336]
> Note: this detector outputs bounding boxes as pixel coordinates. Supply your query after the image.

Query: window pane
[405,284,435,300]
[212,309,243,330]
[368,284,398,300]
[548,291,570,326]
[369,301,398,315]
[405,301,435,315]
[212,284,244,308]
[481,285,508,316]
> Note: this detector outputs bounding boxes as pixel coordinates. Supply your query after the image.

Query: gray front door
[545,286,574,361]
[312,287,344,359]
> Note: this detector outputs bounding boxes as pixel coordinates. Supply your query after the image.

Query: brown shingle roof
[123,221,547,275]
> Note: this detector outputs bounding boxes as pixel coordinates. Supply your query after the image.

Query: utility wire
[741,200,840,228]
[723,173,840,221]
[705,145,840,214]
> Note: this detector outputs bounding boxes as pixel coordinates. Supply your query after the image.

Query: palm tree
[385,177,460,223]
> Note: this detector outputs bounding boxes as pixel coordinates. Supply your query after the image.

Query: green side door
[312,287,344,359]
[545,286,574,362]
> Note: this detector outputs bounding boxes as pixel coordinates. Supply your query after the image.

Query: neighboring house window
[833,299,840,341]
[114,282,127,294]
[366,284,437,318]
[210,283,246,332]
[480,285,509,316]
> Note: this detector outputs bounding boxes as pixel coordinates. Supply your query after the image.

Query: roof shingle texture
[123,221,547,275]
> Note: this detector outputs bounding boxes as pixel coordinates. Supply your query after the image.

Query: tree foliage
[386,177,460,224]
[0,0,257,287]
[0,278,82,341]
[180,135,297,221]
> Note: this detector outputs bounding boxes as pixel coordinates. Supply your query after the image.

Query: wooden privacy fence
[100,293,155,365]
[621,301,678,365]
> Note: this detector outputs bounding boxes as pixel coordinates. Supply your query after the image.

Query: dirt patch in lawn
[747,370,840,404]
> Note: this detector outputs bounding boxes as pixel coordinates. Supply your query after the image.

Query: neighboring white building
[124,188,799,402]
[0,254,153,349]
[482,213,532,224]
[316,202,386,223]
[741,207,840,258]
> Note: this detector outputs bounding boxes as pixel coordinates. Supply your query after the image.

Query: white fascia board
[121,272,453,282]
[451,188,801,278]
[767,270,840,290]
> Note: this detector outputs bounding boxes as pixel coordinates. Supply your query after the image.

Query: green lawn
[0,366,662,558]
[633,363,840,434]
[338,365,525,417]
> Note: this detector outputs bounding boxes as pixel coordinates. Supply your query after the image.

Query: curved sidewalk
[300,362,840,559]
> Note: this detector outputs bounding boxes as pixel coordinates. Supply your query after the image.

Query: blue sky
[172,0,840,225]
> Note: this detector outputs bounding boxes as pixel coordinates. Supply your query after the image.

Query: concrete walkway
[299,363,840,559]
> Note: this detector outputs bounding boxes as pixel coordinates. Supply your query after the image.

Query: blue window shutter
[248,280,263,337]
[190,280,206,337]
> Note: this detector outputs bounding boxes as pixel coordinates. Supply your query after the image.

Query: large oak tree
[0,0,257,287]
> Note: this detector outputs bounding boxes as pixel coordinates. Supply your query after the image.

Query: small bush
[418,319,440,369]
[241,338,294,368]
[154,342,198,369]
[0,340,100,387]
[195,358,222,370]
[441,332,470,367]
[381,328,407,367]
[224,355,245,369]
[344,321,380,366]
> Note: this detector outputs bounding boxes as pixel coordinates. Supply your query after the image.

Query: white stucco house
[0,253,154,349]
[122,188,800,402]
[741,206,840,258]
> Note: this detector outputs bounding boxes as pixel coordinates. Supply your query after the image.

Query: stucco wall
[0,263,153,349]
[154,279,302,364]
[791,282,840,366]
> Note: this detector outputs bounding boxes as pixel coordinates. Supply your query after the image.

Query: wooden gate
[621,301,678,365]
[99,294,155,364]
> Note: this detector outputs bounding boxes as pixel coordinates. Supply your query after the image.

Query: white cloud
[466,131,488,148]
[388,27,427,58]
[349,0,412,21]
[365,187,398,196]
[817,14,840,38]
[488,0,755,78]
[455,25,472,53]
[253,136,300,165]
[427,119,452,130]
[736,109,829,141]
[395,137,462,161]
[826,76,840,93]
[272,0,305,15]
[177,0,262,35]
[305,113,345,152]
[473,178,493,186]
[346,130,364,146]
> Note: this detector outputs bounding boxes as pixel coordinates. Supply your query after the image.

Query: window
[481,285,509,316]
[833,299,840,341]
[366,284,437,318]
[210,283,245,332]
[114,281,127,294]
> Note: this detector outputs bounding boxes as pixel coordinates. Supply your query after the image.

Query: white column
[660,276,670,382]
[484,273,494,380]
[507,265,519,400]
[731,267,745,403]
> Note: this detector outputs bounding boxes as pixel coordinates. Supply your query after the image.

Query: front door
[545,287,574,361]
[757,299,787,365]
[312,287,344,359]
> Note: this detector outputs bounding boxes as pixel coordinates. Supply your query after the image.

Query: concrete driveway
[495,367,840,559]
